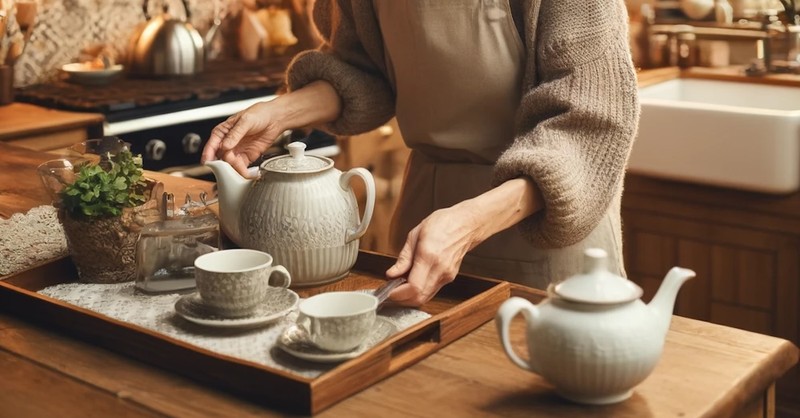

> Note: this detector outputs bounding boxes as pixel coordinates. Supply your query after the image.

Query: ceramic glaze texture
[206,142,375,288]
[240,169,361,286]
[496,248,696,405]
[194,249,291,318]
[303,311,376,352]
[529,299,663,403]
[297,292,378,352]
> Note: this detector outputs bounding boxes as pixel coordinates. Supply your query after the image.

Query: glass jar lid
[260,142,332,173]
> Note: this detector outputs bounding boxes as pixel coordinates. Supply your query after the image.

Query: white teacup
[194,249,291,317]
[296,291,378,352]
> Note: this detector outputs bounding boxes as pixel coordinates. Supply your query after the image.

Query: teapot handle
[339,168,376,243]
[495,297,541,373]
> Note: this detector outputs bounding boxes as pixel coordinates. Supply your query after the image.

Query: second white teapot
[496,248,696,404]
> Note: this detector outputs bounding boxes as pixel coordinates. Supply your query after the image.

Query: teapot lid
[552,248,643,304]
[260,142,333,173]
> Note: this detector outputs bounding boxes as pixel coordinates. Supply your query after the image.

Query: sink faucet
[640,4,800,75]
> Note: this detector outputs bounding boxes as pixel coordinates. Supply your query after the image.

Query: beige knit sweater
[287,0,640,249]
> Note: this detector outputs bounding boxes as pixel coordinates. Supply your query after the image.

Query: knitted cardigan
[286,0,640,249]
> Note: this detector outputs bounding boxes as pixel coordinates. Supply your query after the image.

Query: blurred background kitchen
[2,0,800,416]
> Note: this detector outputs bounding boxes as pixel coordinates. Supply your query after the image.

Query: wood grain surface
[0,102,103,140]
[0,142,215,219]
[0,306,797,418]
[1,142,798,418]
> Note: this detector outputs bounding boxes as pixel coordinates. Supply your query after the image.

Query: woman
[202,0,640,306]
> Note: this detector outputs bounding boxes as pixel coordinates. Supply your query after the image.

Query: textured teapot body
[503,297,664,405]
[496,248,696,405]
[206,142,375,287]
[240,169,362,286]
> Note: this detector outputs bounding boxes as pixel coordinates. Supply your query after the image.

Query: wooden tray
[0,250,510,415]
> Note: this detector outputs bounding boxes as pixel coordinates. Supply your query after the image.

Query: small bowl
[60,63,124,86]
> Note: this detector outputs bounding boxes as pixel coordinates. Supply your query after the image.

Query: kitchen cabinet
[622,173,800,418]
[0,102,103,152]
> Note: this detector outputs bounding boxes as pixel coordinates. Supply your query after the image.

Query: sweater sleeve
[493,0,640,248]
[285,0,396,135]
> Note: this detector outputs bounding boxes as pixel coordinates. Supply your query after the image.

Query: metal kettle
[127,0,220,77]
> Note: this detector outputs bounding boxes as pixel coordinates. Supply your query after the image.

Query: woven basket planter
[60,180,162,284]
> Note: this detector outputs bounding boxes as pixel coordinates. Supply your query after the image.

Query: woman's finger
[386,227,419,278]
[202,119,233,163]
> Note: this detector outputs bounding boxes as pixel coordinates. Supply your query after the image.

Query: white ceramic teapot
[495,248,696,405]
[205,142,375,287]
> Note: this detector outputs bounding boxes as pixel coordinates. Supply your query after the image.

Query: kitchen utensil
[205,141,376,288]
[193,249,291,318]
[134,211,220,295]
[174,287,298,328]
[370,277,406,307]
[127,0,221,77]
[60,63,124,86]
[496,248,696,405]
[277,316,397,363]
[35,157,91,201]
[293,291,378,352]
[679,0,714,20]
[5,0,37,67]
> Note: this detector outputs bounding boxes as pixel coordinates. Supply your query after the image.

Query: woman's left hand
[385,204,482,306]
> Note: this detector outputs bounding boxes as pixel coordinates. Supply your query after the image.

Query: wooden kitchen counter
[0,102,103,152]
[1,144,798,417]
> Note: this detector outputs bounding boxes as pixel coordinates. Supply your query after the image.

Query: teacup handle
[267,265,292,288]
[339,167,375,243]
[495,297,541,373]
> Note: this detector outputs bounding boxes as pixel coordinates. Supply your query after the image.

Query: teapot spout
[648,267,696,337]
[204,160,252,245]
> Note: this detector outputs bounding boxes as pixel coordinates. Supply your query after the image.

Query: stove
[15,58,338,175]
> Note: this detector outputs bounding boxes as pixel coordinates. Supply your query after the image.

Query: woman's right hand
[201,101,286,177]
[201,80,343,178]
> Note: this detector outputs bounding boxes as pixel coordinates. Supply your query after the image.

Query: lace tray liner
[38,282,431,379]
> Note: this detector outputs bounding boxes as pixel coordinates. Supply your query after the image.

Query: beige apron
[373,0,624,289]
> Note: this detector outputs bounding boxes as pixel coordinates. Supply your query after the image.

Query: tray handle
[386,319,441,374]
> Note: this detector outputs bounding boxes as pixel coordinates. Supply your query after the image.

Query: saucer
[175,288,299,328]
[276,317,398,363]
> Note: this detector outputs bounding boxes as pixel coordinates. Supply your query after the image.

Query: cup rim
[194,249,273,273]
[299,291,378,318]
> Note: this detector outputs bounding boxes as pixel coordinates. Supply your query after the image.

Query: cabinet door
[622,208,800,411]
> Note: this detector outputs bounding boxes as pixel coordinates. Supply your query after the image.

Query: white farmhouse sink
[629,78,800,194]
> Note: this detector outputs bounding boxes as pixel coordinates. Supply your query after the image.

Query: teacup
[296,291,378,352]
[194,249,291,317]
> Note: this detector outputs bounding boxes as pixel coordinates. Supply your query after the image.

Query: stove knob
[182,133,202,154]
[145,139,166,161]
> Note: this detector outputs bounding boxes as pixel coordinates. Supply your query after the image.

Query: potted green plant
[57,147,162,283]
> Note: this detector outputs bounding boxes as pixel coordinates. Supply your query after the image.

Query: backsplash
[2,0,223,87]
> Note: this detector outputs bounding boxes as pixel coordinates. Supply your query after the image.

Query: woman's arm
[200,80,342,176]
[460,177,544,247]
[386,177,543,306]
[286,0,396,135]
[493,0,640,248]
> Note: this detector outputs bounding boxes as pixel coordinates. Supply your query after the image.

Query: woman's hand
[201,80,343,177]
[385,177,544,307]
[201,101,286,177]
[385,204,482,306]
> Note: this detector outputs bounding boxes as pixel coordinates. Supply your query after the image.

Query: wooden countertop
[0,102,104,141]
[0,143,798,417]
[636,66,800,88]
